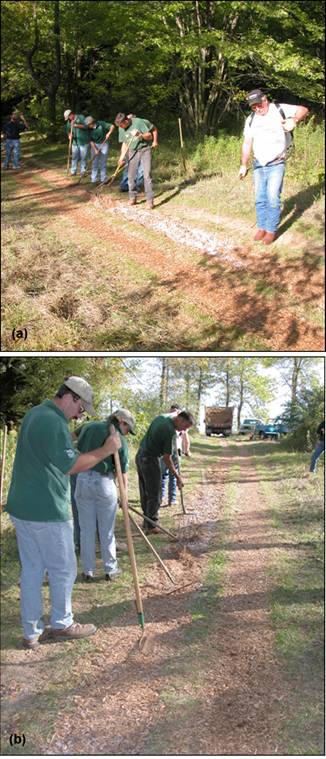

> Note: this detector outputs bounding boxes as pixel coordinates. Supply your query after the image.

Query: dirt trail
[23,441,293,755]
[4,165,324,350]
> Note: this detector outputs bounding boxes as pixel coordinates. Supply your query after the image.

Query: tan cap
[64,109,72,121]
[113,408,136,434]
[64,376,96,416]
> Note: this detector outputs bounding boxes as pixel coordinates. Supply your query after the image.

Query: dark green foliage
[1,1,324,137]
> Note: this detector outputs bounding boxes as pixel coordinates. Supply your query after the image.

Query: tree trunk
[160,359,169,408]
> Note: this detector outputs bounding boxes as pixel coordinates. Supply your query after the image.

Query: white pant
[75,470,118,575]
[11,517,76,640]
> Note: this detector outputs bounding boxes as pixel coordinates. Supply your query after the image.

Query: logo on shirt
[65,449,76,458]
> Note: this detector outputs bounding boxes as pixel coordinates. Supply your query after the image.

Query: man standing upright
[115,112,158,209]
[2,111,29,170]
[239,89,308,244]
[136,410,195,534]
[6,376,121,649]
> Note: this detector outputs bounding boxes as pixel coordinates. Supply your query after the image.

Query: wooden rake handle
[112,438,144,628]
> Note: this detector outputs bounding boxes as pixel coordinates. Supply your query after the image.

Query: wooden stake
[178,117,187,172]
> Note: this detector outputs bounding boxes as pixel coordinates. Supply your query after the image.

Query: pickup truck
[258,421,280,440]
[239,418,263,434]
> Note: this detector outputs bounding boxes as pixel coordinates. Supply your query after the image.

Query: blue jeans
[120,162,144,192]
[71,143,89,175]
[75,470,118,575]
[91,141,109,183]
[309,440,325,473]
[10,517,77,640]
[70,474,80,550]
[253,160,286,233]
[161,453,179,504]
[4,139,20,168]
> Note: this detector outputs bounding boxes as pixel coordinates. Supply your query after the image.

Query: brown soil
[3,165,324,350]
[2,442,299,755]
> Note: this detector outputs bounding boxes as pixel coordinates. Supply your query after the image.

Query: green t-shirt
[6,401,79,522]
[138,415,176,458]
[121,117,154,151]
[90,120,112,144]
[66,114,90,145]
[76,418,129,474]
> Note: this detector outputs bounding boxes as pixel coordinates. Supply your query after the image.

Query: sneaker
[105,568,123,581]
[82,573,94,582]
[50,622,97,640]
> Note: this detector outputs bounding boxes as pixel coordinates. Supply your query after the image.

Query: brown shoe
[263,232,276,245]
[253,228,266,241]
[144,526,161,535]
[129,198,137,206]
[51,622,97,641]
[22,626,51,649]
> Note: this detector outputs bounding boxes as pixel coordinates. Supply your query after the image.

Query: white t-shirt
[243,102,297,166]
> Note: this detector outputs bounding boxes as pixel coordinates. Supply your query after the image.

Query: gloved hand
[238,165,247,179]
[282,117,296,132]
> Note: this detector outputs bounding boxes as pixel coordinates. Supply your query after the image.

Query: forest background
[1,0,324,138]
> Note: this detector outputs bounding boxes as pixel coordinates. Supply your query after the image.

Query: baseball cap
[64,376,96,416]
[114,408,136,434]
[64,109,72,121]
[84,116,95,126]
[247,89,265,106]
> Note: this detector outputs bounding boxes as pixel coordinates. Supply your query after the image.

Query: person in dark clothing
[2,112,29,169]
[309,420,325,473]
[136,410,195,534]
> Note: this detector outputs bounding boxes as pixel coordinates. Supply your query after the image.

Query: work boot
[253,228,266,241]
[22,626,51,649]
[263,232,276,245]
[144,525,161,535]
[50,623,97,641]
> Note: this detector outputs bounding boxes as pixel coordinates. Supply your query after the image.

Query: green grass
[250,442,324,755]
[2,131,324,351]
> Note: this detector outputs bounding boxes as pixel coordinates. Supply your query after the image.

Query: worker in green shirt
[75,408,135,582]
[6,376,121,649]
[114,112,158,209]
[136,410,195,534]
[64,109,90,176]
[84,115,115,184]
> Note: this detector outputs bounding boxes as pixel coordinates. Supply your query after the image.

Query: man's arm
[68,428,121,474]
[282,106,309,133]
[162,453,184,489]
[239,136,253,177]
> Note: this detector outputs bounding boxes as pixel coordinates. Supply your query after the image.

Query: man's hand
[103,426,121,455]
[282,117,296,132]
[238,164,247,179]
[176,474,184,490]
[118,158,125,167]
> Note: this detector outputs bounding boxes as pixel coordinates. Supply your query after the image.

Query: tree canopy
[1,0,324,137]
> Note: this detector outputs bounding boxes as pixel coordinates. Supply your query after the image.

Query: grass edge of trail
[252,444,324,756]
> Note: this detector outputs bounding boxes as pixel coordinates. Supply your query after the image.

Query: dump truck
[205,407,234,437]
